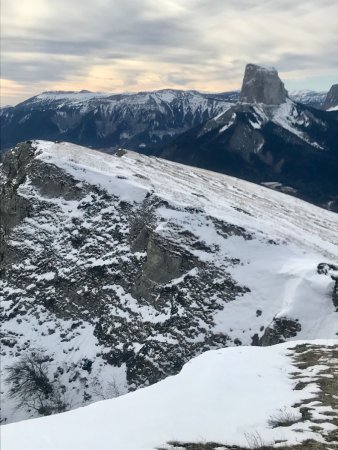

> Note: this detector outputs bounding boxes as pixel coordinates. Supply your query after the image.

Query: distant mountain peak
[323,84,338,110]
[240,63,289,105]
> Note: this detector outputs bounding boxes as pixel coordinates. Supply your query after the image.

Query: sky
[1,0,337,106]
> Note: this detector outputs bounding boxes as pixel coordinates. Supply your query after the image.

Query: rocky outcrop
[317,263,338,311]
[323,84,338,110]
[0,141,248,422]
[258,317,302,346]
[240,64,288,105]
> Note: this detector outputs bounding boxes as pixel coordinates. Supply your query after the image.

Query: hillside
[1,141,337,425]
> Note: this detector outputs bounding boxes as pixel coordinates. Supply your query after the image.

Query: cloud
[1,0,337,105]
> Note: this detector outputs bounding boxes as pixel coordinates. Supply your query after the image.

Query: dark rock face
[240,64,288,105]
[323,84,338,110]
[259,317,302,346]
[317,263,338,311]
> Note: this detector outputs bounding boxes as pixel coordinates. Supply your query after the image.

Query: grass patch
[159,439,337,449]
[290,342,338,445]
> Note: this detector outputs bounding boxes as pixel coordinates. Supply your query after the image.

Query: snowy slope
[1,141,337,425]
[33,140,338,256]
[2,340,337,450]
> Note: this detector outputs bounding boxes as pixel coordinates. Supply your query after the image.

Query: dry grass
[290,343,338,444]
[159,343,338,450]
[158,439,338,449]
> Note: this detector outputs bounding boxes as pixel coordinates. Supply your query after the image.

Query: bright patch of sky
[1,0,337,105]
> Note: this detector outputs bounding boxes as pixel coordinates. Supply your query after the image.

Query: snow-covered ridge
[270,99,325,149]
[290,89,327,103]
[29,88,229,111]
[36,90,112,102]
[216,98,327,150]
[35,141,337,257]
[2,340,337,450]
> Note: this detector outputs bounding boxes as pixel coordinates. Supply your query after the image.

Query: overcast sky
[1,0,337,105]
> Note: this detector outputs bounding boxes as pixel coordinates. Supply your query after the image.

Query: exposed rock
[240,63,288,105]
[259,317,302,346]
[317,262,338,311]
[323,84,338,110]
[333,279,338,311]
[0,141,249,422]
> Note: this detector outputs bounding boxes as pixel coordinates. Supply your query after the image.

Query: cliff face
[1,141,337,424]
[240,64,289,105]
[323,84,338,110]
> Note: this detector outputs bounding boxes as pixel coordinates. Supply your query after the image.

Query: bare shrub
[5,350,67,416]
[244,431,268,449]
[268,407,301,428]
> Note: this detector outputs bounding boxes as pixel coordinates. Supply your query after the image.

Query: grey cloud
[166,73,197,86]
[2,2,216,85]
[1,55,85,84]
[276,49,338,73]
[2,37,105,56]
[2,0,337,97]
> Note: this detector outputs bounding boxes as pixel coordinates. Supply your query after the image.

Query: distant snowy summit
[240,63,288,105]
[290,89,327,108]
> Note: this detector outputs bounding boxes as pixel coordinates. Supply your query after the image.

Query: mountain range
[1,66,337,212]
[0,89,232,152]
[0,84,334,155]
